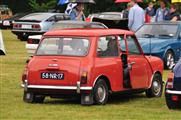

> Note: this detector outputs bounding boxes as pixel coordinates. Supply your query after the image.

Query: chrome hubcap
[153,80,161,95]
[166,53,174,69]
[97,85,106,102]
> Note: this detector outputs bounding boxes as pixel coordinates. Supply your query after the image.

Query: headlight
[0,20,2,23]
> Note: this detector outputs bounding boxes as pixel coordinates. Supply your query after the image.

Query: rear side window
[36,37,89,56]
[97,36,119,57]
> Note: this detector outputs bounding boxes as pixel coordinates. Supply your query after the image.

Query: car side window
[47,16,56,22]
[97,36,119,57]
[126,35,141,55]
[118,35,126,52]
[55,15,64,21]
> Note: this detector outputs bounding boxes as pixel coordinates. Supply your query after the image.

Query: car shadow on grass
[42,93,147,105]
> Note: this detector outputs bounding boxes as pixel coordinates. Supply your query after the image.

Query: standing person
[128,0,144,32]
[122,3,132,19]
[145,1,156,23]
[165,4,180,21]
[69,3,85,21]
[155,0,169,22]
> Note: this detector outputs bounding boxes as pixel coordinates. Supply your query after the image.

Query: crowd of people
[66,0,180,32]
[124,0,180,32]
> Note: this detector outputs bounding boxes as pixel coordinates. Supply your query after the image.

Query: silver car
[12,13,70,41]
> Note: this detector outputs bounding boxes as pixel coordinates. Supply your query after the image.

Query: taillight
[81,71,88,84]
[27,39,33,44]
[166,73,174,89]
[32,24,40,29]
[22,64,28,82]
[85,17,91,22]
[13,24,22,29]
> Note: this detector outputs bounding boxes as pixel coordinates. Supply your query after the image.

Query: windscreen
[36,37,89,56]
[136,24,179,38]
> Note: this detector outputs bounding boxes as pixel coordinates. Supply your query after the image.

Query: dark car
[136,22,181,69]
[87,12,129,30]
[165,58,181,109]
[12,13,70,41]
[0,13,28,29]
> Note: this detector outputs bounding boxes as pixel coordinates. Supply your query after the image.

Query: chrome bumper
[166,89,181,95]
[21,81,92,94]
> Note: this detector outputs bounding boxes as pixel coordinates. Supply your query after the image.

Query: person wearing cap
[122,3,132,19]
[128,0,144,32]
[69,3,85,21]
[155,0,169,22]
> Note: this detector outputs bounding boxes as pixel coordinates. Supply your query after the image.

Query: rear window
[36,37,89,56]
[20,13,52,21]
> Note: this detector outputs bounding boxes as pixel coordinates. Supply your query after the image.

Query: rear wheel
[146,74,163,97]
[23,91,45,103]
[93,79,108,105]
[164,50,175,70]
[165,93,178,109]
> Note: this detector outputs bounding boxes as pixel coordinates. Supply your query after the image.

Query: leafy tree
[28,0,57,12]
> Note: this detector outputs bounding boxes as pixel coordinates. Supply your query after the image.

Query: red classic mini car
[21,29,163,105]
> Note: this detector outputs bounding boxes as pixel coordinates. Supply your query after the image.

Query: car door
[95,36,123,91]
[125,35,150,89]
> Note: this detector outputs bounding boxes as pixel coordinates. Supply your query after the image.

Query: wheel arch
[93,75,112,91]
[148,71,163,88]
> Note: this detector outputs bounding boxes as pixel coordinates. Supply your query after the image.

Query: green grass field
[0,30,180,120]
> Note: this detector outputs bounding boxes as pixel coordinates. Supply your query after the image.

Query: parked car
[0,13,28,29]
[136,22,181,69]
[21,29,163,105]
[87,12,128,30]
[12,13,70,41]
[165,58,181,109]
[26,21,107,55]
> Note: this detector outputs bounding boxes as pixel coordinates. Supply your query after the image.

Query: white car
[26,21,107,55]
[26,35,42,55]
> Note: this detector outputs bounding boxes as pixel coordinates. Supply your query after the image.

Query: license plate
[22,24,32,29]
[41,72,64,80]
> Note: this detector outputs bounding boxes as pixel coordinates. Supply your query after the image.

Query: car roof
[20,12,67,20]
[44,29,133,37]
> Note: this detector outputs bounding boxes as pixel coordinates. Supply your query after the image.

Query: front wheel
[93,79,109,105]
[146,74,163,98]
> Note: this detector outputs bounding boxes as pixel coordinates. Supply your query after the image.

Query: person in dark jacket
[145,2,156,23]
[122,3,132,18]
[165,4,180,21]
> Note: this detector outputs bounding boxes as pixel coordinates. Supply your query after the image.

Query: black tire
[23,91,45,103]
[165,93,178,109]
[164,50,175,70]
[146,74,163,98]
[93,79,109,105]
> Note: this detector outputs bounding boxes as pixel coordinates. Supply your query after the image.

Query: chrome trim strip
[166,90,181,95]
[21,84,92,90]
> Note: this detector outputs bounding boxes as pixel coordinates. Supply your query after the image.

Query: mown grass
[0,30,180,120]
